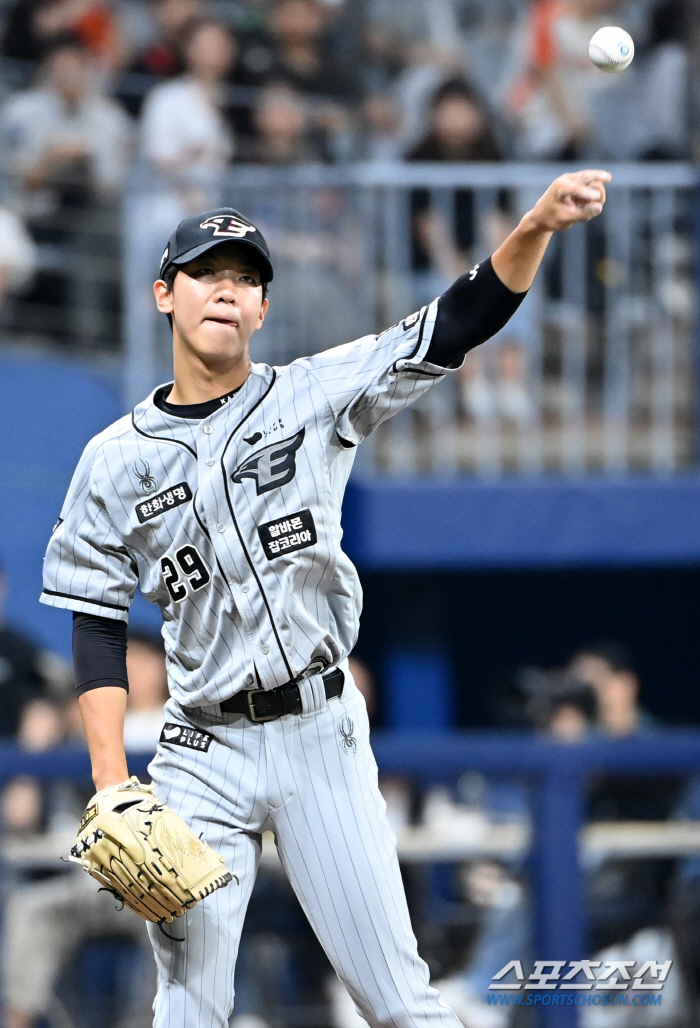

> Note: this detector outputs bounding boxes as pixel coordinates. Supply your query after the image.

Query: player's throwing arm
[491,169,611,293]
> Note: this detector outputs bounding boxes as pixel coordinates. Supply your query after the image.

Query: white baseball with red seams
[589,26,635,73]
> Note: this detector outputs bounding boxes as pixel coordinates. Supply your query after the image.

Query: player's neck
[170,345,252,405]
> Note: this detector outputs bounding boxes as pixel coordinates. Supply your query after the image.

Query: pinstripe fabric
[40,300,446,707]
[147,672,462,1028]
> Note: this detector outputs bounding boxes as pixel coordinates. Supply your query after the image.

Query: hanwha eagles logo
[200,215,257,239]
[231,429,304,495]
[133,458,158,495]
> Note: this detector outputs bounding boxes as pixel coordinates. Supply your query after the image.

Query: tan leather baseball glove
[70,777,234,927]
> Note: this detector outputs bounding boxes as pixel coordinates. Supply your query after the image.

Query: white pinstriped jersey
[41,299,447,708]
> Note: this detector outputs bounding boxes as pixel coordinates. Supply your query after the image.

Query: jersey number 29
[161,545,211,602]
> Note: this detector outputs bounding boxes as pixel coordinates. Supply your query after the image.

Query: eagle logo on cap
[200,215,257,239]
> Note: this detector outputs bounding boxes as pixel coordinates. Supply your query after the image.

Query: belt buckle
[246,688,278,723]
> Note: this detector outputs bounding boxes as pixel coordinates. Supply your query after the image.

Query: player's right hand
[527,170,612,233]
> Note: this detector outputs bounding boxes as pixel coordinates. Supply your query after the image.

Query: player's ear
[257,297,269,327]
[154,278,174,315]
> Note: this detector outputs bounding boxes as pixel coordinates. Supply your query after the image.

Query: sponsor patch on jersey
[232,428,305,495]
[402,311,421,331]
[135,482,192,523]
[258,508,317,559]
[159,722,213,752]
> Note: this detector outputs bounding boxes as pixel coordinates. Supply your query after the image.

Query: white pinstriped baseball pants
[147,668,461,1028]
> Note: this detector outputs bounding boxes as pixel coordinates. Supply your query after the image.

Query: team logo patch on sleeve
[258,509,317,559]
[160,723,213,751]
[402,311,421,331]
[135,482,192,523]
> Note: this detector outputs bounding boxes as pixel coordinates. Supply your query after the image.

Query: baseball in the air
[589,26,635,73]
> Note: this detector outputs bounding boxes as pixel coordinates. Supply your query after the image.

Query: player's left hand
[528,170,612,233]
[70,777,234,927]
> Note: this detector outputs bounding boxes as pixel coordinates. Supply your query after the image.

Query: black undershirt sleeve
[425,256,528,369]
[72,612,128,696]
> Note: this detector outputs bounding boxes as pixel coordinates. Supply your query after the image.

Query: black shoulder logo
[232,428,305,495]
[132,458,158,495]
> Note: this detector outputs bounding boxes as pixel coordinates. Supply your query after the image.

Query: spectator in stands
[569,642,657,738]
[129,0,197,77]
[0,563,51,737]
[241,82,327,164]
[569,644,679,957]
[1,0,122,71]
[0,207,38,309]
[406,79,502,287]
[1,696,77,838]
[0,35,132,218]
[267,0,359,160]
[405,78,536,427]
[361,92,403,161]
[140,18,236,181]
[116,0,201,117]
[541,676,598,743]
[268,0,358,101]
[499,0,625,159]
[407,77,501,164]
[1,630,166,1028]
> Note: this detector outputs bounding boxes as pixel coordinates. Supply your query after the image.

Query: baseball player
[41,170,609,1028]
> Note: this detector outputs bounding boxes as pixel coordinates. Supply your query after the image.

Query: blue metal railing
[3,730,700,1028]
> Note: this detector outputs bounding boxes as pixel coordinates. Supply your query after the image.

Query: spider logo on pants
[338,717,357,754]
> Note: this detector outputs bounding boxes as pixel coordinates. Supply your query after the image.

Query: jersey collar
[132,363,275,439]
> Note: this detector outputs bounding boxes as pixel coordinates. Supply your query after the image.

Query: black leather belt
[220,668,345,723]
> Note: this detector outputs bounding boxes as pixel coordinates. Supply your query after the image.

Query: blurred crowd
[0,0,691,333]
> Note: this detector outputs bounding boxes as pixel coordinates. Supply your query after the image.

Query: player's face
[155,244,268,369]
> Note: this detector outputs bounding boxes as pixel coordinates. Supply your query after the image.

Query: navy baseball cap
[159,207,273,283]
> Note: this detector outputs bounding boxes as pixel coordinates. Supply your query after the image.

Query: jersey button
[241,584,249,593]
[216,523,225,532]
[206,459,215,467]
[261,645,270,655]
[203,425,213,435]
